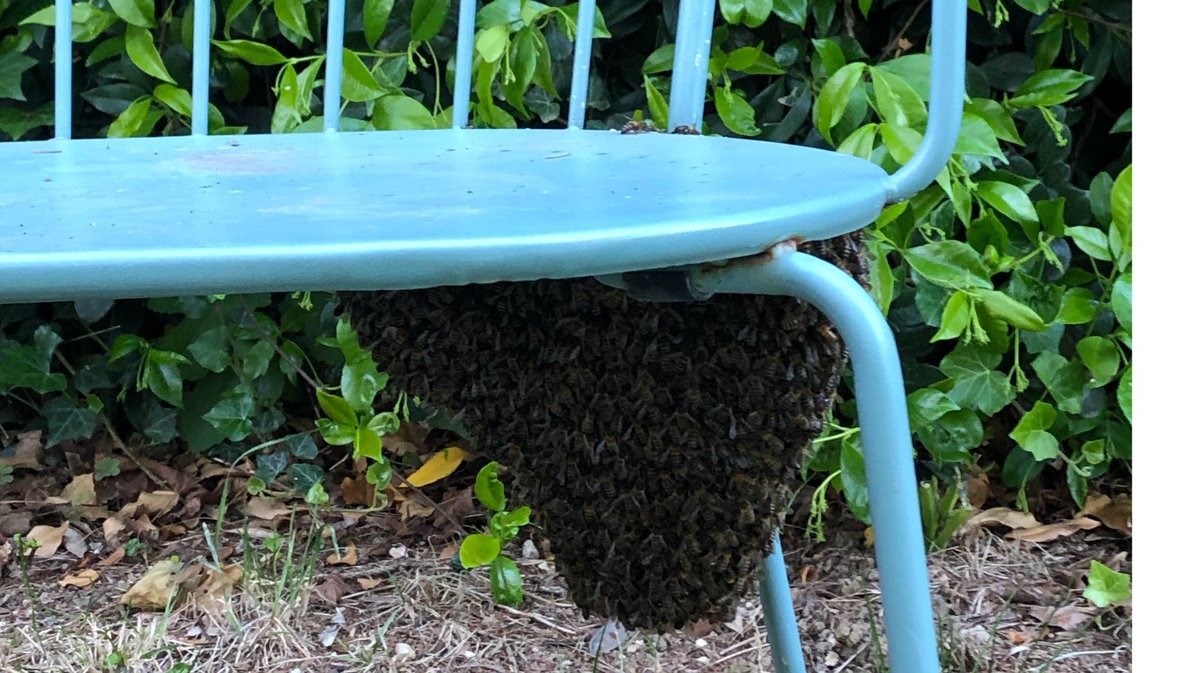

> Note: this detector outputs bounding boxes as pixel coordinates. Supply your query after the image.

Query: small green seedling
[458,461,531,607]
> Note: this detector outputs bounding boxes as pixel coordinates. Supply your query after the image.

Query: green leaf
[907,388,960,424]
[290,463,325,493]
[367,411,401,435]
[241,340,274,380]
[1110,165,1132,267]
[940,347,1014,415]
[202,386,255,441]
[1066,226,1111,261]
[475,461,507,512]
[0,52,37,102]
[110,334,148,362]
[1118,367,1131,422]
[109,0,155,28]
[837,123,878,159]
[871,68,925,128]
[411,0,449,43]
[1031,352,1089,414]
[0,326,67,393]
[906,241,993,290]
[643,75,669,131]
[1083,561,1130,608]
[107,96,153,138]
[839,435,870,522]
[186,327,231,373]
[144,352,185,407]
[22,3,120,42]
[341,49,388,102]
[257,452,290,484]
[213,40,289,66]
[816,63,866,140]
[931,290,971,342]
[95,456,122,480]
[1008,69,1092,108]
[916,409,982,463]
[714,84,760,137]
[272,63,302,133]
[1076,336,1120,387]
[274,0,312,41]
[1057,287,1097,325]
[977,181,1038,226]
[976,290,1047,331]
[44,396,100,447]
[152,84,192,117]
[460,534,501,568]
[316,418,356,446]
[773,0,809,27]
[1111,273,1132,332]
[366,461,393,487]
[879,123,923,164]
[642,44,675,75]
[364,0,396,47]
[125,25,176,83]
[476,25,509,63]
[317,390,358,427]
[1010,401,1058,460]
[489,556,525,606]
[354,425,383,462]
[373,94,436,130]
[286,434,319,459]
[953,112,1004,158]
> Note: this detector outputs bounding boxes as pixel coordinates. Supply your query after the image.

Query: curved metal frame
[694,247,940,673]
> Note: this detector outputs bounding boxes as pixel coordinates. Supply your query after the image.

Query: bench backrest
[47,0,964,201]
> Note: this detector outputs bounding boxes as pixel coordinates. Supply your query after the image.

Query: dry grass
[0,522,1130,673]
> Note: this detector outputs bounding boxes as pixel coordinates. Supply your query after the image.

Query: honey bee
[620,118,658,134]
[671,125,700,135]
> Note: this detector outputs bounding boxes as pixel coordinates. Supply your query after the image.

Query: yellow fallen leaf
[357,578,384,590]
[120,558,186,610]
[61,474,97,506]
[404,447,466,487]
[118,490,180,519]
[59,569,100,588]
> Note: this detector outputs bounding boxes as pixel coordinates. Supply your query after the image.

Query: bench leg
[692,246,940,673]
[760,532,808,672]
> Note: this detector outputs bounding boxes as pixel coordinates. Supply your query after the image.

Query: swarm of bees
[340,232,868,631]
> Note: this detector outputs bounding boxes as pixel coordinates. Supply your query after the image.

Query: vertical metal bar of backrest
[54,0,72,138]
[192,0,211,135]
[882,0,967,202]
[324,0,347,131]
[452,0,478,128]
[566,0,597,128]
[668,0,716,130]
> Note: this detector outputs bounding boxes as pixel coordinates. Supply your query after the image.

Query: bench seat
[0,129,887,303]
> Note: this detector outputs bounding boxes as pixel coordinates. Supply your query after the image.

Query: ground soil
[0,509,1131,673]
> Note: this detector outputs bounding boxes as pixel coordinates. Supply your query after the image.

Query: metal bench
[0,1,966,671]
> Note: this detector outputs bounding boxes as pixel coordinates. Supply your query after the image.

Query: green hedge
[0,0,1131,514]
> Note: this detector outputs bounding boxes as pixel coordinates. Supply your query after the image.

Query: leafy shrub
[0,0,1131,519]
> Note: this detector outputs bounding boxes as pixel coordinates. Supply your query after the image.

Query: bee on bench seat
[620,119,657,134]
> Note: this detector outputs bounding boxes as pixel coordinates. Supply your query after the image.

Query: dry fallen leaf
[118,490,180,519]
[0,511,33,536]
[27,522,69,558]
[193,564,243,616]
[314,574,351,604]
[1080,495,1132,536]
[588,620,630,656]
[404,446,466,487]
[98,547,126,566]
[63,525,88,558]
[59,569,100,588]
[102,516,127,548]
[339,475,377,507]
[1008,517,1101,543]
[398,499,436,520]
[967,507,1041,531]
[245,497,293,521]
[967,474,990,509]
[1030,604,1096,630]
[120,558,186,610]
[61,473,97,506]
[325,543,359,566]
[1004,628,1038,646]
[357,577,384,590]
[0,431,44,471]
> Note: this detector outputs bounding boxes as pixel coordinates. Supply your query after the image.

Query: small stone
[522,539,539,559]
[395,643,416,661]
[694,638,708,648]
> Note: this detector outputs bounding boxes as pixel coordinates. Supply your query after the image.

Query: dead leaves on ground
[965,493,1132,542]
